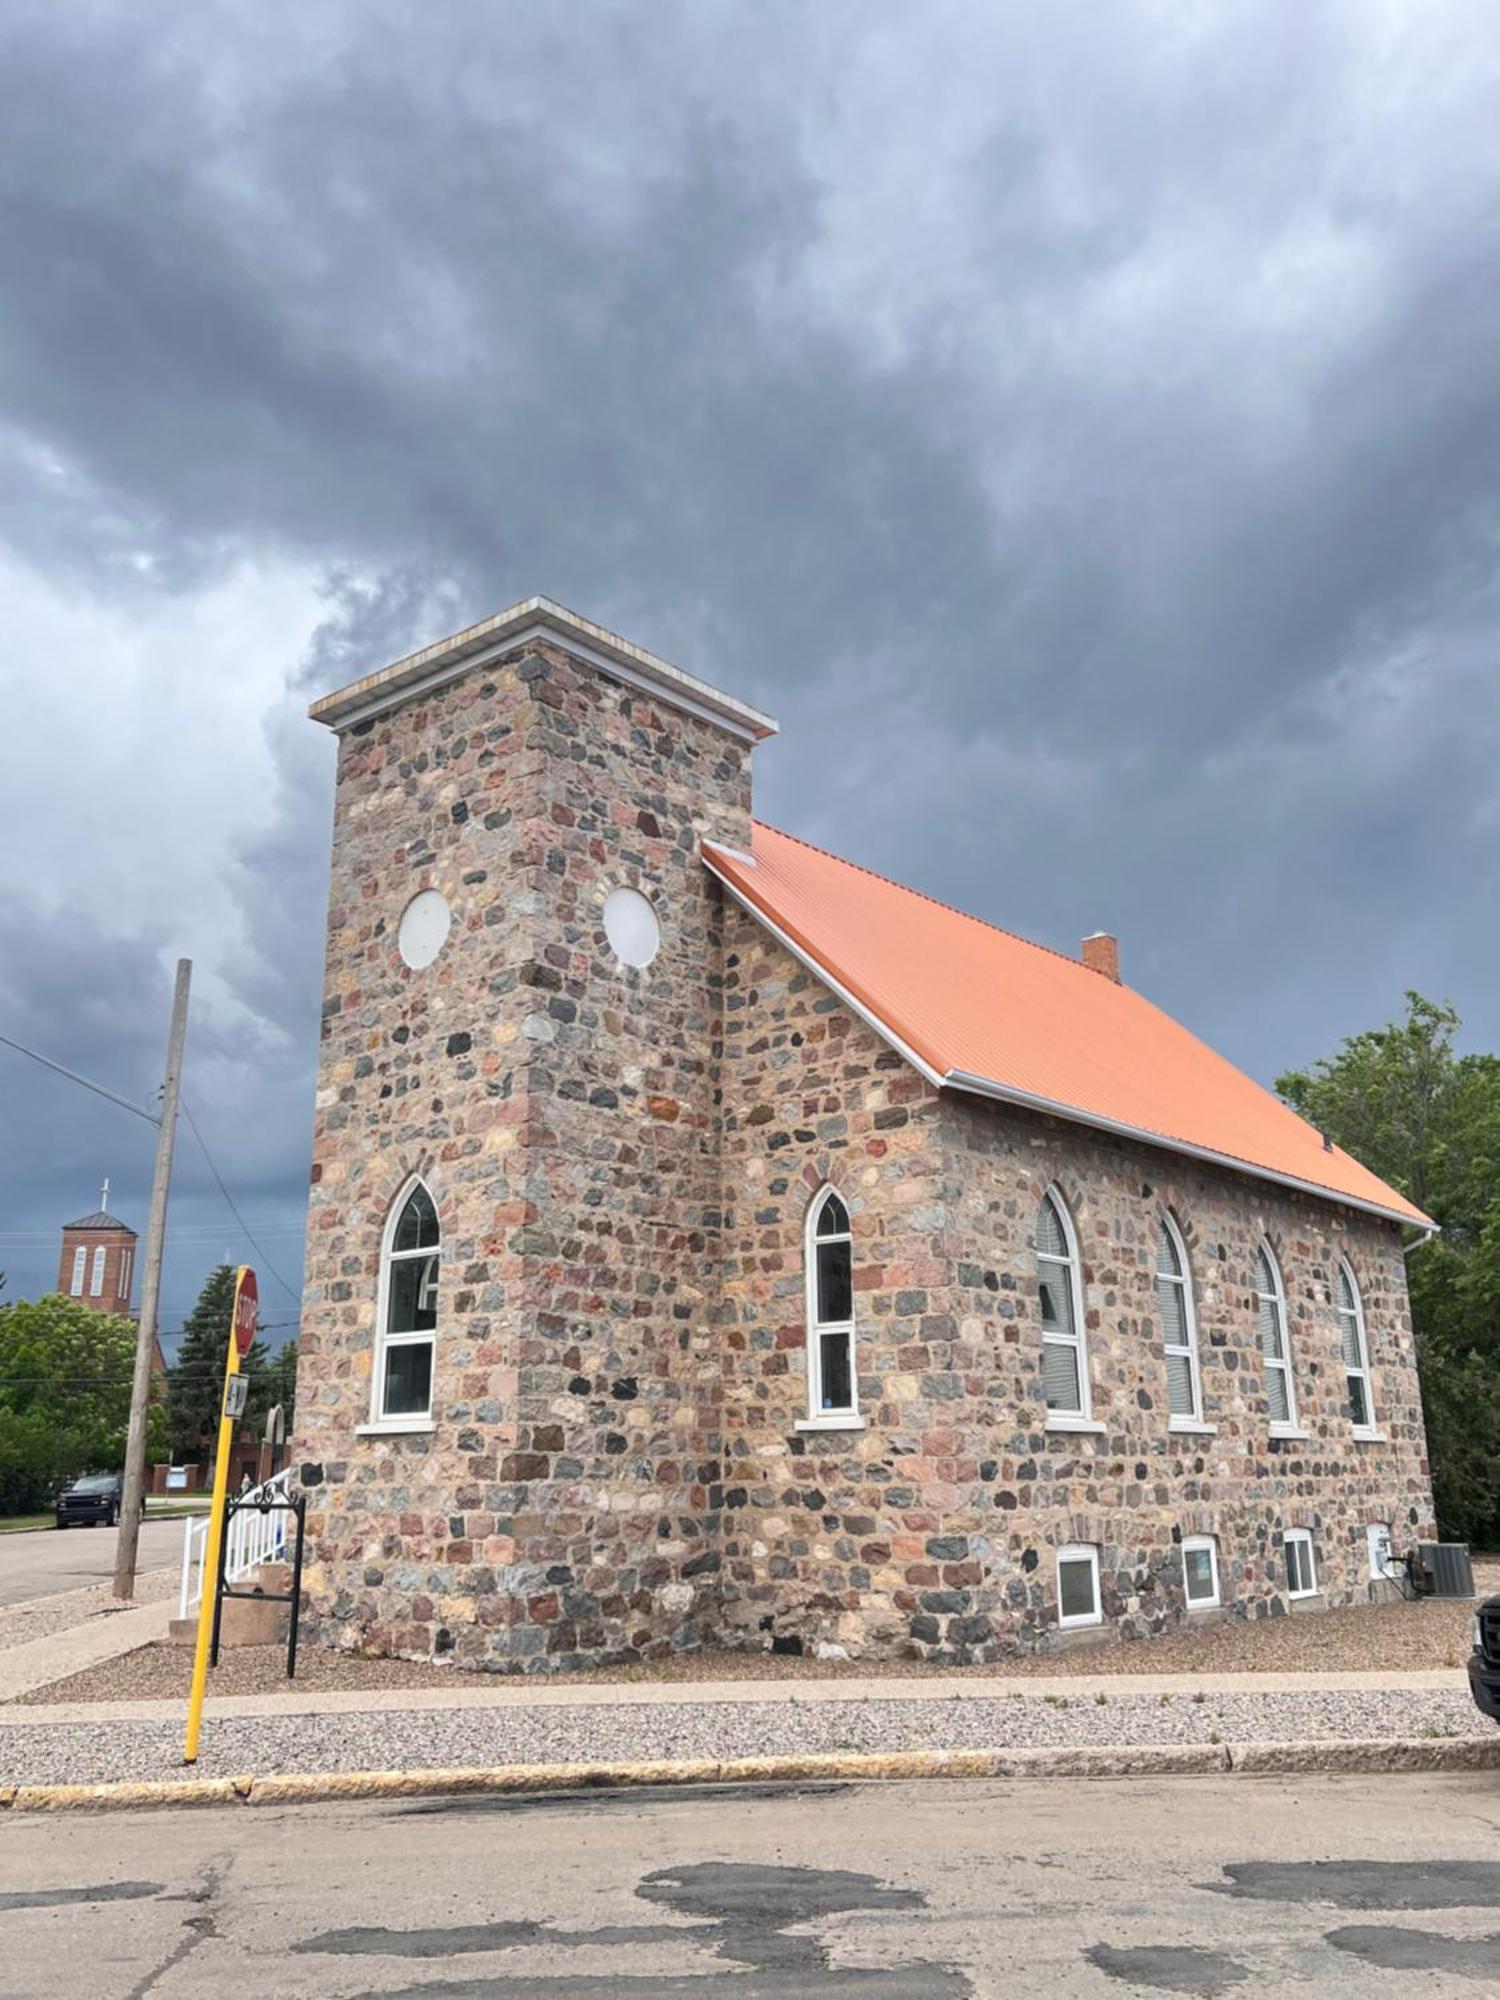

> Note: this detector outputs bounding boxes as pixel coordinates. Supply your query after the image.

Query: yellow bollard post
[183,1265,257,1764]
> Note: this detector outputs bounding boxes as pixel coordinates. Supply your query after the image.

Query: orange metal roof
[704,823,1430,1229]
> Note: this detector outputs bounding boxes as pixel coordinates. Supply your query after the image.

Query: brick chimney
[1081,932,1121,983]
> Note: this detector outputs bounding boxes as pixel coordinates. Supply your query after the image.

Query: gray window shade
[1183,1545,1216,1604]
[1339,1307,1363,1371]
[1038,1269,1074,1336]
[1156,1222,1181,1279]
[1166,1349,1196,1418]
[1158,1272,1187,1346]
[1266,1365,1291,1425]
[1043,1336,1082,1412]
[1037,1196,1068,1259]
[1257,1287,1284,1361]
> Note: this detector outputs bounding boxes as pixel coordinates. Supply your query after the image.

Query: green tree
[1277,992,1500,1543]
[167,1266,270,1462]
[0,1294,137,1513]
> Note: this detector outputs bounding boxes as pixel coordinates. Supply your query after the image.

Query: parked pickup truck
[1469,1598,1500,1724]
[54,1472,122,1528]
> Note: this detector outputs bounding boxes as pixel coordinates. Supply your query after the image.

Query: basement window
[1057,1545,1102,1628]
[1181,1534,1220,1610]
[1284,1529,1318,1599]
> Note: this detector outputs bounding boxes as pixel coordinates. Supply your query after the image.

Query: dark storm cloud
[2,0,1499,1312]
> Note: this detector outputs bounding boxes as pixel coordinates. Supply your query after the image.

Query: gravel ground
[0,1563,179,1655]
[0,1685,1488,1788]
[23,1565,1493,1705]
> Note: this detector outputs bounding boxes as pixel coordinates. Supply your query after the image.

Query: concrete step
[168,1562,294,1648]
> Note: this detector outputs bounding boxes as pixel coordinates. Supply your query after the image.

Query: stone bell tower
[294,599,776,1669]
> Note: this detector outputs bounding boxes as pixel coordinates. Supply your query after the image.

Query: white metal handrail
[178,1468,294,1618]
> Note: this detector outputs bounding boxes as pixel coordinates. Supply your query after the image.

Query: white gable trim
[706,847,1431,1234]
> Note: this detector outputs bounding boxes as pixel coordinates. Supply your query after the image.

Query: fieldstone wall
[715,914,1434,1664]
[295,636,749,1668]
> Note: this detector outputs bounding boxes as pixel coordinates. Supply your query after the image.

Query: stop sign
[232,1267,259,1359]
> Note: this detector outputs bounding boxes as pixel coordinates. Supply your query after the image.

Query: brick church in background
[56,1188,167,1379]
[57,1186,137,1318]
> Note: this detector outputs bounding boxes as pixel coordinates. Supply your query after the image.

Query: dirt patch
[11,1567,1493,1705]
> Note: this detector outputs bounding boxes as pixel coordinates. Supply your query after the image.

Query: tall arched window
[805,1188,857,1418]
[1156,1214,1201,1425]
[373,1179,440,1425]
[1037,1190,1088,1418]
[1255,1242,1297,1432]
[1337,1259,1376,1432]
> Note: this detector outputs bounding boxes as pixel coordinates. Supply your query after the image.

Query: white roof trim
[941,1070,1423,1229]
[705,844,1426,1231]
[309,596,779,743]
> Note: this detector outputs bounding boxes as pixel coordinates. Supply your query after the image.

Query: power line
[0,1031,160,1127]
[179,1099,301,1306]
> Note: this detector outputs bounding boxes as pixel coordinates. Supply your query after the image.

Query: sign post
[183,1265,257,1764]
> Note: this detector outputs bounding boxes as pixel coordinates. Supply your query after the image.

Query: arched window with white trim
[1255,1241,1297,1432]
[373,1179,440,1425]
[1337,1259,1376,1433]
[1156,1214,1201,1425]
[805,1187,857,1419]
[1037,1190,1089,1418]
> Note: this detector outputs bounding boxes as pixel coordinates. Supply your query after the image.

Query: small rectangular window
[70,1247,86,1295]
[89,1246,106,1297]
[1181,1535,1220,1609]
[1284,1530,1317,1599]
[1057,1545,1102,1628]
[816,1238,853,1325]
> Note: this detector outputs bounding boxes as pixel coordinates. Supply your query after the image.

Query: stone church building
[294,598,1435,1670]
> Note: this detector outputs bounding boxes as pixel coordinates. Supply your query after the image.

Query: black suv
[1469,1599,1500,1723]
[55,1473,122,1528]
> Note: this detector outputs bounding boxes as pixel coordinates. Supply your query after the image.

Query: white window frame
[89,1245,107,1297]
[364,1175,439,1433]
[1284,1528,1318,1599]
[69,1246,86,1296]
[1181,1534,1220,1610]
[1056,1543,1103,1629]
[1255,1241,1301,1437]
[1038,1188,1098,1430]
[1337,1259,1378,1437]
[799,1186,864,1431]
[120,1246,133,1302]
[1157,1212,1207,1431]
[1367,1522,1395,1582]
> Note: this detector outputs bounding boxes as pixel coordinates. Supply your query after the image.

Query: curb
[4,1735,1500,1812]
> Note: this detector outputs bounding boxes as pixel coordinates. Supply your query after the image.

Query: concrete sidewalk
[0,1661,1469,1727]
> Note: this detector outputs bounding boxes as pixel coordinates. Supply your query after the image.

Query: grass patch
[0,1513,54,1534]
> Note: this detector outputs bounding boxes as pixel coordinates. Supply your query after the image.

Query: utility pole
[114,958,191,1600]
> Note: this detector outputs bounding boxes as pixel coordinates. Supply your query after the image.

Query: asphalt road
[3,1772,1500,1996]
[0,1516,185,1606]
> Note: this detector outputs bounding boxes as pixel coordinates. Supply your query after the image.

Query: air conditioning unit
[1412,1542,1475,1600]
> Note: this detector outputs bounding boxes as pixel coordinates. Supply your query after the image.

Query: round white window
[603,887,661,970]
[398,889,451,970]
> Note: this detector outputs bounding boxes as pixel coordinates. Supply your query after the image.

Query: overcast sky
[2,2,1498,1343]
